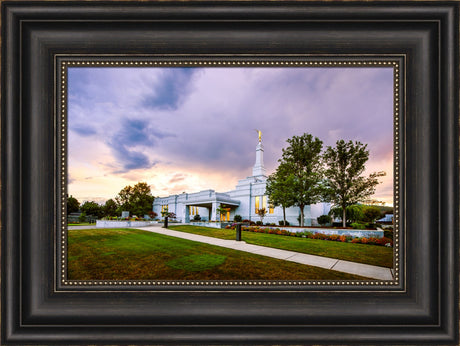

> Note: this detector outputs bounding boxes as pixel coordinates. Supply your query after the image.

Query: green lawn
[168,225,394,268]
[68,222,94,226]
[67,228,367,280]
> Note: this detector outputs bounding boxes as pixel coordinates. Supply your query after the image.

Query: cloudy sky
[68,66,394,206]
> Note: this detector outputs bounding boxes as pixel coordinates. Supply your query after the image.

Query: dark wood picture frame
[2,1,458,345]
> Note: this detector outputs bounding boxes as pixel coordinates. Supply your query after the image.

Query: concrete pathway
[138,225,394,280]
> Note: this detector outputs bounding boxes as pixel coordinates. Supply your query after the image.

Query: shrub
[193,214,201,221]
[328,234,339,241]
[279,220,290,226]
[317,214,332,226]
[367,237,378,245]
[364,222,378,229]
[351,238,361,243]
[234,215,242,222]
[313,233,327,240]
[256,221,263,226]
[351,222,366,230]
[384,229,393,239]
[376,237,393,246]
[338,235,348,242]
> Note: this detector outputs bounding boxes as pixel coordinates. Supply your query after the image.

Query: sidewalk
[139,225,394,280]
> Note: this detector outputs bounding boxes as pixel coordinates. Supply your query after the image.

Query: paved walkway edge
[138,226,394,281]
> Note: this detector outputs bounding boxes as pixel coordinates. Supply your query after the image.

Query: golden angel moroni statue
[254,129,262,142]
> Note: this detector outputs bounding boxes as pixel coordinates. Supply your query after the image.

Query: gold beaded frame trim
[57,57,402,290]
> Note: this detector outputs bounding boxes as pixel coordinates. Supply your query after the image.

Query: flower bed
[224,225,392,247]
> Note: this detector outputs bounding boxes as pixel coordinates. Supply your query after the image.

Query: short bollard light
[163,216,168,229]
[236,223,242,241]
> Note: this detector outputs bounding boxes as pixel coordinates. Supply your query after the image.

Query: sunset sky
[68,66,394,206]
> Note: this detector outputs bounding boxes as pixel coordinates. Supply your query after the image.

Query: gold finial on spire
[254,129,262,142]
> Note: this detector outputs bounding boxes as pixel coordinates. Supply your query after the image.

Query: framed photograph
[2,1,458,345]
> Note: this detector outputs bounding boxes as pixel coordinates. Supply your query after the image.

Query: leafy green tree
[78,211,87,223]
[265,163,296,226]
[115,182,155,217]
[80,201,103,219]
[317,214,332,226]
[103,198,118,217]
[277,133,324,227]
[67,195,80,214]
[233,214,242,222]
[362,205,382,223]
[329,204,364,225]
[323,140,385,227]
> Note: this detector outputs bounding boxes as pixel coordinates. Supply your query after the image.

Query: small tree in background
[256,208,267,224]
[115,182,155,217]
[78,211,86,223]
[329,204,364,225]
[266,163,296,226]
[103,198,118,217]
[362,205,382,223]
[80,201,103,219]
[234,214,242,222]
[317,214,332,226]
[67,195,80,215]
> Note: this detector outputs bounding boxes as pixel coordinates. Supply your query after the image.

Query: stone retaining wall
[187,221,233,229]
[251,226,384,238]
[96,220,157,228]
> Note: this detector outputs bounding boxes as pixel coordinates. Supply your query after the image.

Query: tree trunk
[282,206,286,226]
[342,207,346,228]
[300,205,304,227]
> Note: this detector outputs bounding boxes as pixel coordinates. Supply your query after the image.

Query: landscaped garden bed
[169,225,394,268]
[238,226,392,247]
[224,224,388,244]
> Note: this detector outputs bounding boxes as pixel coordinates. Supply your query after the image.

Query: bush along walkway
[139,225,394,281]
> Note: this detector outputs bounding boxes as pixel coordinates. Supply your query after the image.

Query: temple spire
[252,130,266,177]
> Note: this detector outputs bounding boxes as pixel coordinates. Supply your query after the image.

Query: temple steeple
[252,130,267,177]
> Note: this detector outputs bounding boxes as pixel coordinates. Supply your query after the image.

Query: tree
[317,214,332,226]
[256,208,267,224]
[80,201,103,219]
[362,205,382,223]
[67,195,80,214]
[329,204,364,225]
[78,211,87,223]
[277,133,324,227]
[115,182,155,217]
[103,198,118,217]
[265,163,296,226]
[323,139,386,227]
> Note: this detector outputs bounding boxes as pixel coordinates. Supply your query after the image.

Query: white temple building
[153,134,330,226]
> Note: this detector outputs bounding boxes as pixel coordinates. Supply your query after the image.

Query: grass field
[169,225,393,268]
[68,222,94,226]
[67,228,368,280]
